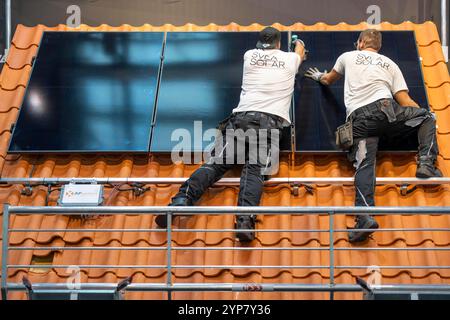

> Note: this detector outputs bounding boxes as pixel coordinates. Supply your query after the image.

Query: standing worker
[155,27,306,242]
[305,29,442,243]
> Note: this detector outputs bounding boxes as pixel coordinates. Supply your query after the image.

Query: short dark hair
[358,29,382,51]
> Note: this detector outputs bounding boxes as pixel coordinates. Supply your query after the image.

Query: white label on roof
[59,184,103,206]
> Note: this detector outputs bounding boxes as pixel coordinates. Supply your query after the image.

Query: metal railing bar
[334,228,450,232]
[8,246,330,251]
[8,227,450,233]
[166,211,173,300]
[7,283,450,292]
[1,177,450,186]
[9,228,168,233]
[7,283,118,290]
[23,290,118,295]
[8,247,168,251]
[1,204,10,300]
[6,282,450,293]
[3,0,11,57]
[8,264,450,269]
[9,246,450,252]
[8,265,168,269]
[8,205,450,215]
[334,247,450,251]
[329,212,335,300]
[173,228,450,233]
[3,283,362,292]
[335,265,450,269]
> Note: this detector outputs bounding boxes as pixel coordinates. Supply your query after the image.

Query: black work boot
[155,196,192,228]
[416,155,443,178]
[348,215,379,244]
[235,215,256,242]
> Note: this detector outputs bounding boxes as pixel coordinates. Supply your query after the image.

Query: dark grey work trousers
[172,111,284,208]
[348,98,439,207]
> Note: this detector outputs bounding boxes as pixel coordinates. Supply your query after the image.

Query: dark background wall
[0,0,448,62]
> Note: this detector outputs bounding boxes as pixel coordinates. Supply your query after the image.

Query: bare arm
[394,90,420,108]
[294,41,306,61]
[320,70,343,86]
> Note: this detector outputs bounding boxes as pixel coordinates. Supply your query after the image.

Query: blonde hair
[358,29,382,51]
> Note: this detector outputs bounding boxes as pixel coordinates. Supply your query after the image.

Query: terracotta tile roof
[0,22,449,300]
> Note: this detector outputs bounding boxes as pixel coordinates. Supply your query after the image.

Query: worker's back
[232,48,301,125]
[334,50,408,118]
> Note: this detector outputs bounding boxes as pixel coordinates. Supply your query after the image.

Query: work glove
[305,67,326,82]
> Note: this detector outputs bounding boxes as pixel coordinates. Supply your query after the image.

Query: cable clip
[291,183,315,196]
[399,184,417,196]
[21,185,33,196]
[130,183,150,197]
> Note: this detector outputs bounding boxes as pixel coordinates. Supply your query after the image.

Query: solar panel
[9,31,427,155]
[150,32,292,153]
[293,31,428,152]
[9,32,164,153]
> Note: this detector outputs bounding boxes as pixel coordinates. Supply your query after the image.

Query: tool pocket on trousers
[335,120,353,150]
[377,99,396,122]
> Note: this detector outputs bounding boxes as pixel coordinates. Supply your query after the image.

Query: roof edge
[14,20,438,31]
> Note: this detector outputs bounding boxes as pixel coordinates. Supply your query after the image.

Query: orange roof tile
[0,22,449,300]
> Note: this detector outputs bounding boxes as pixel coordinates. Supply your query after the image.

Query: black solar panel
[8,31,427,154]
[293,31,428,152]
[9,32,164,153]
[150,32,292,153]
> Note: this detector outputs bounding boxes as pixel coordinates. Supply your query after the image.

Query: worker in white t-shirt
[156,27,306,242]
[305,29,442,243]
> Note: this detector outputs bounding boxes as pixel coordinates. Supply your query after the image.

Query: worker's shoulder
[244,49,256,57]
[373,52,400,70]
[340,50,359,59]
[378,52,398,64]
[331,50,356,64]
[276,50,301,62]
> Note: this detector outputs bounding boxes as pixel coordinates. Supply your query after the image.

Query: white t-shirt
[232,49,301,126]
[333,50,409,118]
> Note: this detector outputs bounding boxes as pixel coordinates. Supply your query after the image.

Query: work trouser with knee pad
[347,98,439,207]
[172,111,284,209]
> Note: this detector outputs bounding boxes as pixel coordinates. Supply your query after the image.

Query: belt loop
[363,107,371,118]
[348,112,355,121]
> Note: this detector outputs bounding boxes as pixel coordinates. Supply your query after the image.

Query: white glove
[305,67,326,82]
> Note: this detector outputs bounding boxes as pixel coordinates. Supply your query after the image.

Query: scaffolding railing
[1,176,450,186]
[2,204,450,300]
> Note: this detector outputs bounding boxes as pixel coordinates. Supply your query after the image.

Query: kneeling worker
[305,29,442,243]
[155,27,306,242]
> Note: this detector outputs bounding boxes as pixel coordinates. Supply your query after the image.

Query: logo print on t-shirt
[355,53,390,70]
[250,52,286,68]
